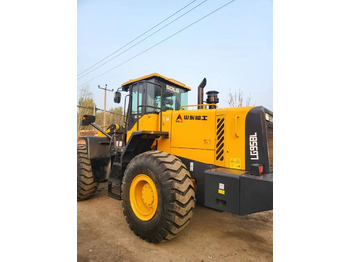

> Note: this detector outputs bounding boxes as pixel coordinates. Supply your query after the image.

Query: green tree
[77,85,124,131]
[95,107,124,129]
[107,107,124,125]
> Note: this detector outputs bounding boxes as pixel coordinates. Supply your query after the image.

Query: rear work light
[265,113,273,122]
[251,164,264,176]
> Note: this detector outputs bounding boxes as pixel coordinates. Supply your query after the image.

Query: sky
[77,0,272,111]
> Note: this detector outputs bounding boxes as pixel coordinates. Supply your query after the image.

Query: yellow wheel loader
[77,73,273,243]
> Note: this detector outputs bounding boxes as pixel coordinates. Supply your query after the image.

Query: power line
[77,0,208,80]
[77,0,198,77]
[78,0,236,88]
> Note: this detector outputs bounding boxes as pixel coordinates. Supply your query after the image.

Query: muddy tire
[122,151,195,243]
[77,144,99,201]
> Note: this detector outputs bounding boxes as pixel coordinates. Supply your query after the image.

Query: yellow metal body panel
[157,111,172,151]
[171,109,216,150]
[126,106,256,170]
[121,73,191,91]
[170,147,214,165]
[127,114,160,142]
[213,107,253,170]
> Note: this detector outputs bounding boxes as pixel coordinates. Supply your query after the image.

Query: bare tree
[227,89,253,107]
[77,85,95,130]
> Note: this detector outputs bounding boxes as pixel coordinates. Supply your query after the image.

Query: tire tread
[122,150,195,242]
[77,144,99,201]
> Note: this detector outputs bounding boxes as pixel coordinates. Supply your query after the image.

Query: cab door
[127,83,145,131]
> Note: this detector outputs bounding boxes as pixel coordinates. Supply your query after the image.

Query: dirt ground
[77,183,273,262]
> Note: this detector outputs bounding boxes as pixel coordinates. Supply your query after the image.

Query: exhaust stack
[197,78,207,109]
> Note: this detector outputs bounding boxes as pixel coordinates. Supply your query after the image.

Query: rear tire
[122,151,195,243]
[77,144,99,201]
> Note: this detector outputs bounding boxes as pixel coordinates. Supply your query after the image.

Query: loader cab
[119,73,191,132]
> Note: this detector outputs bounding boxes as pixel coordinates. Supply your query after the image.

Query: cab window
[145,84,161,113]
[161,84,188,111]
[132,82,189,114]
[131,84,143,115]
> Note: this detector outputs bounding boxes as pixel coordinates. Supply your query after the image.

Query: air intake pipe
[197,78,207,109]
[206,91,219,109]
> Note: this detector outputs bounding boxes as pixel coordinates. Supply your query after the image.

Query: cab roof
[121,73,191,91]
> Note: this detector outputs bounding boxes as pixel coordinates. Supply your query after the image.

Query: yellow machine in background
[78,73,273,243]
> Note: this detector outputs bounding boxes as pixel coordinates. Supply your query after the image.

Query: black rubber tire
[77,144,99,201]
[122,151,195,243]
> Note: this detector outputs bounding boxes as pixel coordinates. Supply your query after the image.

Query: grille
[216,118,225,161]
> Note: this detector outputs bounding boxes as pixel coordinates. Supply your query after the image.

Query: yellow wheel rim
[129,174,158,221]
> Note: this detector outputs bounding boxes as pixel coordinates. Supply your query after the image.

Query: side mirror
[114,91,121,103]
[81,115,95,126]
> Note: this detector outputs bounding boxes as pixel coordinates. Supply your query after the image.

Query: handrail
[181,104,218,110]
[234,115,240,137]
[138,105,162,110]
[123,94,129,126]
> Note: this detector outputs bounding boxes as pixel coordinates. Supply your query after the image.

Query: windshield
[146,83,188,113]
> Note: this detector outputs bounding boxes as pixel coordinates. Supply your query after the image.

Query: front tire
[122,151,195,243]
[77,144,99,201]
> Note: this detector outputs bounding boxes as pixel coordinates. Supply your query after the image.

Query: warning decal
[230,158,241,169]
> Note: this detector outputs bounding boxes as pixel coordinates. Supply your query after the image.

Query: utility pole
[98,84,114,130]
